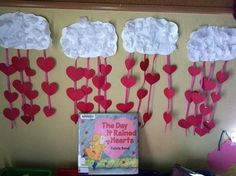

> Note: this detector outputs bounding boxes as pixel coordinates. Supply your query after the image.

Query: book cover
[78,113,139,175]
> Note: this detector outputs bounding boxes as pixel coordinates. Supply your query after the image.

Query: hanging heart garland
[1,49,19,128]
[37,50,58,117]
[162,55,177,133]
[116,53,136,113]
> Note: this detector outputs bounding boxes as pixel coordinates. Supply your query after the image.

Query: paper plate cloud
[187,26,236,62]
[121,17,179,55]
[0,12,51,50]
[60,17,118,59]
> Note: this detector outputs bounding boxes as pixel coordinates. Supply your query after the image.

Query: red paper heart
[116,102,134,113]
[41,82,58,96]
[37,57,55,72]
[211,92,221,103]
[102,82,111,91]
[100,99,112,110]
[202,77,216,91]
[185,90,192,103]
[204,120,215,130]
[77,102,94,113]
[92,76,105,89]
[145,73,160,85]
[216,71,229,84]
[84,68,95,79]
[0,63,17,76]
[43,106,56,117]
[66,87,84,101]
[178,119,191,129]
[12,56,29,72]
[163,64,177,75]
[164,88,175,99]
[140,58,149,71]
[81,85,93,95]
[100,64,112,76]
[66,66,84,82]
[200,104,212,116]
[142,112,152,126]
[125,58,135,70]
[121,75,136,88]
[22,104,40,116]
[188,65,201,76]
[3,108,19,121]
[25,90,39,100]
[13,80,32,94]
[163,112,172,124]
[191,91,205,104]
[195,127,209,137]
[25,67,36,77]
[71,113,79,124]
[21,115,32,124]
[4,91,18,103]
[94,95,105,104]
[137,88,148,100]
[186,115,202,126]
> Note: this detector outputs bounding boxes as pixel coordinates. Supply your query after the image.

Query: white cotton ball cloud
[187,26,236,62]
[0,12,51,50]
[121,17,179,55]
[60,17,118,59]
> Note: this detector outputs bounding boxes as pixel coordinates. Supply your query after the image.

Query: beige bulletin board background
[0,7,236,173]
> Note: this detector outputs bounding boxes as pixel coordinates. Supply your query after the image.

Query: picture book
[78,113,139,175]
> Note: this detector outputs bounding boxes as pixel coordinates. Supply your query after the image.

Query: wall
[0,7,236,172]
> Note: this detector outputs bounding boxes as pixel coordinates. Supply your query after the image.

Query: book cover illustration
[78,113,138,175]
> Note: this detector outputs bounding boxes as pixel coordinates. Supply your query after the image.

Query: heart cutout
[41,82,58,96]
[84,68,95,79]
[145,73,160,85]
[163,64,177,75]
[100,99,112,110]
[0,63,17,76]
[142,112,152,126]
[121,75,136,88]
[116,102,134,113]
[12,56,29,72]
[25,90,39,100]
[4,91,18,103]
[22,104,40,116]
[102,82,111,91]
[66,66,84,82]
[186,115,202,127]
[191,91,205,104]
[125,58,135,70]
[92,76,105,89]
[200,104,212,116]
[94,95,105,104]
[77,102,94,113]
[137,88,148,100]
[25,67,36,77]
[21,115,32,124]
[94,117,135,159]
[188,65,201,76]
[140,58,149,71]
[81,85,93,95]
[185,90,192,103]
[195,127,209,137]
[71,113,79,124]
[204,120,215,130]
[43,106,56,117]
[178,119,191,129]
[100,64,112,76]
[13,80,32,94]
[216,71,229,84]
[163,112,172,124]
[67,87,84,101]
[164,88,175,99]
[37,57,56,72]
[211,92,221,103]
[3,108,20,121]
[202,77,216,91]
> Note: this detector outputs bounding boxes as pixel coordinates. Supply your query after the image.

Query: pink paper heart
[204,120,215,130]
[66,66,84,82]
[186,115,202,127]
[163,112,172,124]
[188,65,201,76]
[140,58,149,71]
[145,73,160,85]
[100,99,112,110]
[125,58,135,70]
[37,56,56,72]
[137,88,148,100]
[94,117,135,160]
[41,82,58,96]
[12,56,29,72]
[178,119,191,129]
[142,112,152,126]
[211,92,221,103]
[77,102,94,113]
[43,106,56,117]
[0,63,17,76]
[116,102,134,113]
[121,75,136,88]
[202,77,216,91]
[84,68,95,79]
[25,90,39,100]
[164,88,175,99]
[200,104,212,116]
[13,80,32,94]
[216,71,229,84]
[81,85,93,95]
[185,90,192,103]
[71,113,79,124]
[66,87,84,101]
[22,104,40,116]
[162,64,177,75]
[4,91,18,103]
[25,67,36,77]
[100,64,112,76]
[21,115,32,124]
[191,91,205,104]
[94,95,105,104]
[92,76,105,89]
[195,127,209,137]
[3,107,20,121]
